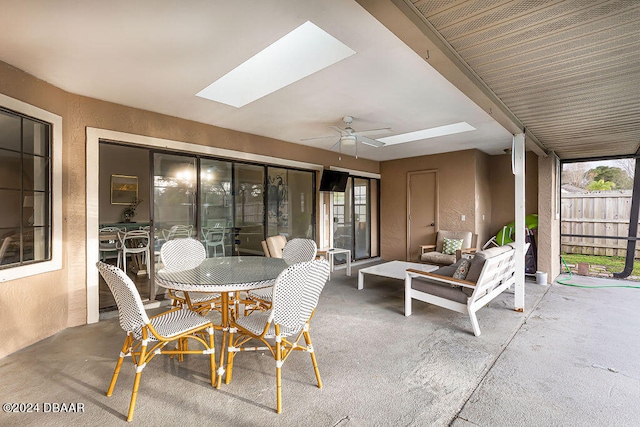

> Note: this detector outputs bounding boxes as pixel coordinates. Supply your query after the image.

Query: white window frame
[0,94,62,282]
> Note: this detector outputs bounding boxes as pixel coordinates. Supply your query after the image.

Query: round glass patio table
[156,256,290,387]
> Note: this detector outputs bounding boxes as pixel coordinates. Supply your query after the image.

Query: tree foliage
[586,179,616,191]
[587,166,632,189]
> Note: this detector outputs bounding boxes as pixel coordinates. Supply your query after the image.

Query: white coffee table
[358,260,438,290]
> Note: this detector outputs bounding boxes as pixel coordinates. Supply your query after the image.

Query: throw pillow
[442,237,464,255]
[452,258,472,280]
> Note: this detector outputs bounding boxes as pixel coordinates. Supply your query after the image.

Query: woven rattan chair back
[271,259,329,332]
[282,238,317,264]
[97,261,150,334]
[160,237,206,271]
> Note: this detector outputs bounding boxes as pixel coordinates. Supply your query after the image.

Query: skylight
[196,21,356,108]
[378,122,476,146]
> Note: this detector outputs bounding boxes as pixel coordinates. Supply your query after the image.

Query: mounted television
[319,170,349,192]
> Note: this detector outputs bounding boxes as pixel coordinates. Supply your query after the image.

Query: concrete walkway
[1,265,638,426]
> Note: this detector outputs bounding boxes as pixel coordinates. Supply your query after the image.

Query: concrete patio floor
[1,262,639,426]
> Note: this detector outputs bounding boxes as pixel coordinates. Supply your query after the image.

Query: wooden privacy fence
[561,192,640,258]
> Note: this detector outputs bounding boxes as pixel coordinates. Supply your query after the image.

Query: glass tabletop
[156,256,289,292]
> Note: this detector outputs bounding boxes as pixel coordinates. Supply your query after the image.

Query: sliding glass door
[331,175,379,261]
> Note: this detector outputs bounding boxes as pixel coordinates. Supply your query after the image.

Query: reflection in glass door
[234,164,264,255]
[200,159,232,257]
[153,152,197,256]
[333,177,353,263]
[354,178,371,259]
[267,167,315,239]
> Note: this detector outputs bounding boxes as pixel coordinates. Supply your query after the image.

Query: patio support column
[513,133,526,311]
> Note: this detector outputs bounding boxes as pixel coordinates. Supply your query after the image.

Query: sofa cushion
[421,251,456,265]
[411,279,468,304]
[442,237,463,255]
[466,244,515,283]
[431,258,466,277]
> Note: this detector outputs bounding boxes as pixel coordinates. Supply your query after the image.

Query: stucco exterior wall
[380,150,478,261]
[488,152,539,238]
[537,155,560,282]
[475,151,492,248]
[0,60,379,358]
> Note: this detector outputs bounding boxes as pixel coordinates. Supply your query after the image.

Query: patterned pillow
[442,237,464,255]
[452,258,472,280]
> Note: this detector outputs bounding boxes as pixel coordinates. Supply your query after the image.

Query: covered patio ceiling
[362,0,640,160]
[0,1,638,161]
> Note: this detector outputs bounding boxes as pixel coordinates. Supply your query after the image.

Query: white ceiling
[0,0,513,162]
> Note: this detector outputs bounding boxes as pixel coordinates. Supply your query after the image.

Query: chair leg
[127,340,148,422]
[107,334,132,397]
[303,330,322,388]
[207,327,216,387]
[468,309,482,337]
[225,328,236,383]
[275,335,283,414]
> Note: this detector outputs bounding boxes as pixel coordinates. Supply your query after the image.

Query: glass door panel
[153,153,197,252]
[200,159,232,257]
[354,178,370,259]
[333,177,353,263]
[234,164,264,255]
[267,167,315,239]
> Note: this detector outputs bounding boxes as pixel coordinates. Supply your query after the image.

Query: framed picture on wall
[111,174,138,205]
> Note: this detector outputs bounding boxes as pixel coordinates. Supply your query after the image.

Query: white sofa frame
[404,244,528,336]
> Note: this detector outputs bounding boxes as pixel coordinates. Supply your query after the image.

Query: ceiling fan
[302,116,391,158]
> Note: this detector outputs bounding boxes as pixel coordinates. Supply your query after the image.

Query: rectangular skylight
[196,21,356,108]
[378,122,476,145]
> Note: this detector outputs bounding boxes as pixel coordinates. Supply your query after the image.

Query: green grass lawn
[561,253,640,277]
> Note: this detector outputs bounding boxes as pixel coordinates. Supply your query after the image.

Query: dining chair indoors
[160,237,221,315]
[202,226,226,257]
[96,261,215,422]
[226,259,330,413]
[99,226,123,262]
[118,230,151,278]
[162,224,193,241]
[246,238,318,313]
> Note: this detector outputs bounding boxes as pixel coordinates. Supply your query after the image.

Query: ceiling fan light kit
[303,115,390,159]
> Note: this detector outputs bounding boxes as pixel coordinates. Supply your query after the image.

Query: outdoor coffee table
[358,260,438,290]
[317,247,351,280]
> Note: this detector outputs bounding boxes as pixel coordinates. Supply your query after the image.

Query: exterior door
[407,170,437,262]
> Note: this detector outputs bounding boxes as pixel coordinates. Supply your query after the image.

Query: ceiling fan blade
[329,126,346,134]
[357,135,385,147]
[353,127,392,137]
[301,134,340,142]
[330,140,341,151]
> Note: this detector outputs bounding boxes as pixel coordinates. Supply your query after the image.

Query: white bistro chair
[160,238,221,314]
[246,238,317,312]
[227,259,330,413]
[96,261,215,422]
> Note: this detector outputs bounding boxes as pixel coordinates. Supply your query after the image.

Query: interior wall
[380,149,478,261]
[488,152,539,239]
[99,144,150,224]
[0,60,380,358]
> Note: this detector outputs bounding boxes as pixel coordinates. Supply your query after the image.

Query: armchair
[419,230,476,265]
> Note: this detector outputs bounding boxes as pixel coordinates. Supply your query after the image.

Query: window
[0,94,61,281]
[0,108,51,268]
